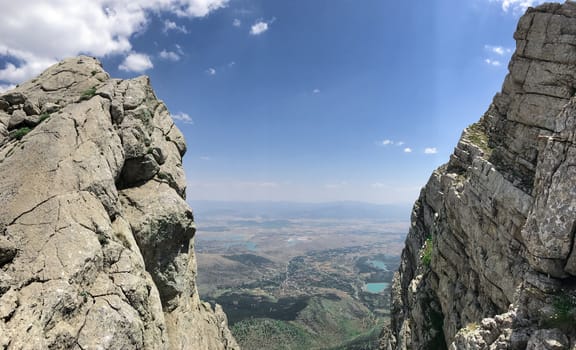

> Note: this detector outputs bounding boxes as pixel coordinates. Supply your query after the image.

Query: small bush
[552,294,576,323]
[38,113,50,123]
[10,127,31,140]
[79,86,97,101]
[421,236,433,267]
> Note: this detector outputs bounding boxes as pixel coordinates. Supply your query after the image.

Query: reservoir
[364,282,389,293]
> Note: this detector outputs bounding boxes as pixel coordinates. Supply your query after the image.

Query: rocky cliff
[0,56,238,349]
[381,2,576,350]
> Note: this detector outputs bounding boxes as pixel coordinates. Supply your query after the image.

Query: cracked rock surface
[380,3,576,350]
[0,56,238,350]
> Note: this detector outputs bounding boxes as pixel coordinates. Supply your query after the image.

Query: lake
[364,282,389,293]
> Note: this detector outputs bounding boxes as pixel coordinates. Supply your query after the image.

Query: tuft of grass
[10,127,31,140]
[421,236,433,267]
[79,290,89,303]
[542,292,576,332]
[38,113,50,123]
[552,294,576,323]
[465,122,492,156]
[79,86,97,101]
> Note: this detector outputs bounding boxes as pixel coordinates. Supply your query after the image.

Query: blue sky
[0,0,557,204]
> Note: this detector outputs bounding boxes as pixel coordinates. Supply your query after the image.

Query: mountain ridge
[380,2,576,349]
[0,56,238,349]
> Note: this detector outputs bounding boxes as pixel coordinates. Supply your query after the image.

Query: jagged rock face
[381,3,576,350]
[0,56,238,350]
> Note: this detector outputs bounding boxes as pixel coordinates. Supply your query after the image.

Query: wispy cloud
[484,45,512,56]
[159,50,180,61]
[119,53,153,72]
[404,147,413,153]
[484,58,502,66]
[163,20,188,34]
[233,18,241,27]
[206,67,216,75]
[424,147,438,154]
[380,139,405,147]
[483,45,512,67]
[313,88,321,94]
[171,112,194,124]
[200,156,211,161]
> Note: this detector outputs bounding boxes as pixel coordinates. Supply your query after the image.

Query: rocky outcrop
[0,56,238,349]
[381,3,576,350]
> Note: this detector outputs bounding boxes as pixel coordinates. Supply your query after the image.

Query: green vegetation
[79,86,97,101]
[232,319,312,350]
[38,113,50,123]
[465,122,492,156]
[10,127,31,140]
[551,294,576,325]
[79,290,89,303]
[421,236,433,267]
[326,327,382,350]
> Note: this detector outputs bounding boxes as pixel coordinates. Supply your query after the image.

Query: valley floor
[195,215,407,349]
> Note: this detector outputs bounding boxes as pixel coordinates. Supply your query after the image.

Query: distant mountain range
[188,200,412,221]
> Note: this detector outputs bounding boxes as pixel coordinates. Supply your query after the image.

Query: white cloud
[313,88,320,94]
[0,83,16,93]
[371,182,387,188]
[484,45,512,56]
[404,147,413,153]
[171,112,194,124]
[424,147,438,154]
[163,19,188,34]
[159,49,180,61]
[0,0,228,84]
[233,18,241,27]
[228,61,236,67]
[206,67,216,75]
[250,21,269,35]
[484,58,502,66]
[119,53,153,72]
[200,156,211,161]
[490,0,546,13]
[380,139,406,147]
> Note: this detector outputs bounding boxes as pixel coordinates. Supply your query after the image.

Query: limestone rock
[0,56,238,349]
[381,3,576,350]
